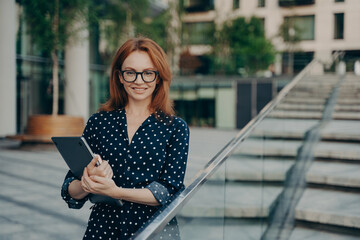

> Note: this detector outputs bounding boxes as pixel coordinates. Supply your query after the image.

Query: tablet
[52,136,123,207]
[52,136,98,178]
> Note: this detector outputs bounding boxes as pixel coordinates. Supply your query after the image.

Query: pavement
[0,127,237,240]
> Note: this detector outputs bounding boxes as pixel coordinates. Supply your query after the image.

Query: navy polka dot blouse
[61,109,189,239]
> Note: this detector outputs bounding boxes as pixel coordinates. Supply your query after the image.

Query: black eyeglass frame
[119,70,159,83]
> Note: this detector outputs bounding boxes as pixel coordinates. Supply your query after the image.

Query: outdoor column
[0,0,16,137]
[64,27,89,122]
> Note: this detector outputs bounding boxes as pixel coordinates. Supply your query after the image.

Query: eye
[125,71,136,76]
[144,71,154,77]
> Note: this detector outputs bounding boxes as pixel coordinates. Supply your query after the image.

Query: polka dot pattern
[61,109,189,239]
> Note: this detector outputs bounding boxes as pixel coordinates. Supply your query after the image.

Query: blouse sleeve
[61,170,89,209]
[146,118,190,206]
[60,114,97,209]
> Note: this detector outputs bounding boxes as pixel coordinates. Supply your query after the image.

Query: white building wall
[0,0,16,137]
[183,0,360,65]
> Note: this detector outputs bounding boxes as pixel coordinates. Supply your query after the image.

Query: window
[184,0,214,12]
[284,15,315,40]
[183,22,215,45]
[334,13,344,39]
[258,0,265,7]
[335,0,344,2]
[279,0,315,7]
[233,0,240,9]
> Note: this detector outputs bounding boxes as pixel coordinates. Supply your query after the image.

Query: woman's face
[120,51,158,106]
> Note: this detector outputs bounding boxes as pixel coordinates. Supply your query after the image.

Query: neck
[125,101,152,116]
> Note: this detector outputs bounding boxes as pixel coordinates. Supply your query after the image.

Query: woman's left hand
[81,167,118,198]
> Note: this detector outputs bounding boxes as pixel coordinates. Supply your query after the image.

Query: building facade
[182,0,360,74]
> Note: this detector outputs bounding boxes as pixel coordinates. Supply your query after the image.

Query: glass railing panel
[223,130,269,240]
[177,163,226,240]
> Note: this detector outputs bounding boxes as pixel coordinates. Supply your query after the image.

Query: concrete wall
[216,87,236,129]
[0,0,16,137]
[64,25,90,122]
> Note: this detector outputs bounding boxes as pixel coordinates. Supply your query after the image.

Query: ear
[117,71,124,84]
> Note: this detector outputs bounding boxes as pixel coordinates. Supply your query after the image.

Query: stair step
[288,92,332,98]
[269,110,322,119]
[276,103,324,111]
[337,99,360,105]
[306,162,360,188]
[233,139,302,157]
[178,218,265,240]
[283,98,326,105]
[223,156,294,181]
[335,105,360,112]
[180,183,283,218]
[321,120,360,141]
[251,118,318,139]
[289,226,360,240]
[314,141,360,161]
[233,139,360,160]
[295,188,360,229]
[333,112,360,120]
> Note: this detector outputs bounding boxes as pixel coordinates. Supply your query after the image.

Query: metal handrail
[132,59,319,240]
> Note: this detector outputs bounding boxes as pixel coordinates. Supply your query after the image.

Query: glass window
[233,0,240,9]
[279,0,315,7]
[335,0,344,2]
[334,13,344,39]
[184,0,214,12]
[284,15,315,40]
[183,22,215,45]
[258,0,265,7]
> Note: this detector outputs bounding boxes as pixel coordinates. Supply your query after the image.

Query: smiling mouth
[132,87,147,92]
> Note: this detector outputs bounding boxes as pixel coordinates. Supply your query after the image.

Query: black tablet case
[52,136,123,207]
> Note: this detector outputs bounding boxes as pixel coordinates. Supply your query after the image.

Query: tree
[215,17,275,75]
[21,0,91,116]
[96,0,149,60]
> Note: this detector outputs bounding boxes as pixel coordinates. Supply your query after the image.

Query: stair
[178,74,360,239]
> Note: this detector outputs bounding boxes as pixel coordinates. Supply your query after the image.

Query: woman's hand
[81,167,118,198]
[86,155,113,179]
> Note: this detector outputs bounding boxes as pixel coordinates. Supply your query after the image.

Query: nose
[134,73,144,83]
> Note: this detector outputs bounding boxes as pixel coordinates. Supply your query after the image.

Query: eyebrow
[122,67,156,71]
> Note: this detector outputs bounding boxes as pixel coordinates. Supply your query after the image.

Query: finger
[87,155,101,171]
[105,165,114,179]
[81,176,90,192]
[97,159,108,172]
[96,161,111,178]
[90,175,106,184]
[105,168,112,179]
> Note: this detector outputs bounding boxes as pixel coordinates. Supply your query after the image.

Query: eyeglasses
[120,70,158,83]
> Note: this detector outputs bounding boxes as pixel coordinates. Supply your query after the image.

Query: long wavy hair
[99,37,174,117]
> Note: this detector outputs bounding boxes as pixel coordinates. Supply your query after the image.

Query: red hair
[99,37,174,116]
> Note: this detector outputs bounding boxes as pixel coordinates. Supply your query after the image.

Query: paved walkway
[0,127,237,240]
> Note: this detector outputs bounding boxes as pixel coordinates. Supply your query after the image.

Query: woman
[61,37,189,239]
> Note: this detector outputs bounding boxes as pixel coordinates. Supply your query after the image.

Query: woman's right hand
[86,155,113,179]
